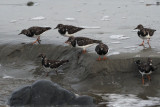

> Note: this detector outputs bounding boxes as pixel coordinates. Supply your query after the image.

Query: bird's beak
[54,27,58,29]
[18,33,22,35]
[38,54,42,58]
[65,41,68,44]
[65,41,70,44]
[134,27,138,30]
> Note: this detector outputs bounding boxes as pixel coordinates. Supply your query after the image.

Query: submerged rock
[27,1,34,6]
[8,80,94,106]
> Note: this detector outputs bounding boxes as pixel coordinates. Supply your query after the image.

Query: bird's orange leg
[97,56,101,61]
[147,75,151,81]
[32,40,38,45]
[46,72,49,77]
[139,40,144,46]
[55,70,58,76]
[147,39,151,48]
[142,77,145,85]
[103,56,107,60]
[82,49,87,54]
[32,36,40,45]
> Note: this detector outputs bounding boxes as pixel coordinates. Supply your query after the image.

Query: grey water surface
[0,0,160,106]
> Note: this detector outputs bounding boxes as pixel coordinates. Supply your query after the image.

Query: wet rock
[8,86,31,106]
[8,80,94,106]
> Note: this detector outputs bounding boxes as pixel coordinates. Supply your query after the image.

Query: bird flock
[19,23,157,85]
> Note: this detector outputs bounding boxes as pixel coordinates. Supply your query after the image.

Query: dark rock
[8,80,94,106]
[8,86,31,106]
[27,1,34,6]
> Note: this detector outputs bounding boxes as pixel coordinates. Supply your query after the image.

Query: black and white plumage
[135,58,156,85]
[54,24,84,37]
[38,54,69,76]
[95,43,109,61]
[134,24,156,48]
[19,26,51,44]
[65,36,102,53]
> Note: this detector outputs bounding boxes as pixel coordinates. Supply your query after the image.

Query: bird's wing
[76,37,94,46]
[49,61,63,68]
[146,28,156,36]
[28,27,46,35]
[66,25,84,34]
[102,44,109,52]
[141,29,148,36]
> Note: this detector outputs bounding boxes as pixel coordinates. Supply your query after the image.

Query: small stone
[27,1,34,6]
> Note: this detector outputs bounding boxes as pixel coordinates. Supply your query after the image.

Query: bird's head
[54,24,63,29]
[65,36,76,47]
[134,24,144,30]
[135,60,141,66]
[38,53,46,59]
[19,29,29,35]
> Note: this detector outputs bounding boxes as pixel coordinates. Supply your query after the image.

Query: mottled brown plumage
[134,24,156,48]
[135,58,156,85]
[19,26,51,44]
[65,36,101,53]
[54,24,84,37]
[38,53,69,76]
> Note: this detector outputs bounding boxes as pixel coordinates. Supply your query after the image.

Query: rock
[8,80,94,106]
[27,1,34,6]
[8,86,31,106]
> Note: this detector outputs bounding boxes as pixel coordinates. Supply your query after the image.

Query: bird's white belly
[139,34,150,39]
[139,70,144,76]
[77,44,95,49]
[33,35,40,38]
[139,70,152,76]
[146,71,152,75]
[64,31,73,37]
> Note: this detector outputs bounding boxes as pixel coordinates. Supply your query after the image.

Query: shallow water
[0,0,160,52]
[97,94,160,107]
[0,0,160,106]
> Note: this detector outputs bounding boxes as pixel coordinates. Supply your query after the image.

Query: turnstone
[38,53,69,76]
[135,58,156,85]
[19,26,51,44]
[54,24,84,37]
[134,24,156,48]
[95,43,109,61]
[65,36,102,53]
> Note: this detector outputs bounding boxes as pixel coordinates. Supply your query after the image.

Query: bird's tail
[61,60,69,64]
[79,27,85,30]
[93,40,102,44]
[44,27,52,30]
[153,66,158,71]
[135,60,141,66]
[153,62,160,71]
